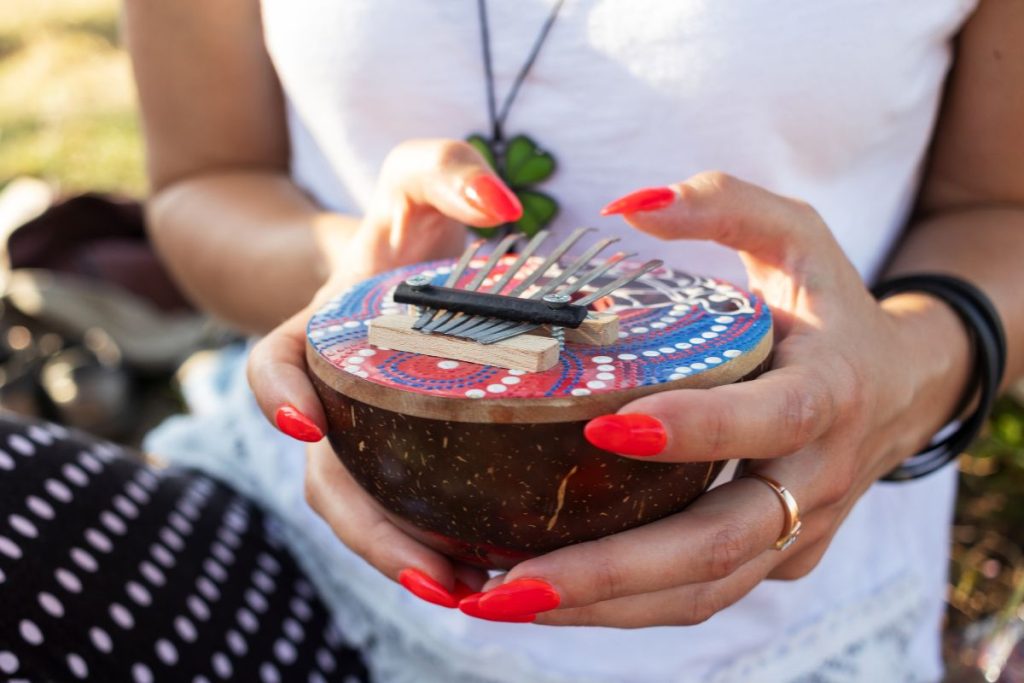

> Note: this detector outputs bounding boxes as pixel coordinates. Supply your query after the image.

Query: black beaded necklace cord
[468,0,565,239]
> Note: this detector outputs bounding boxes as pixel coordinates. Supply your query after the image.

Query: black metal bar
[394,283,588,328]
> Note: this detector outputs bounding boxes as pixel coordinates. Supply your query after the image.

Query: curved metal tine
[461,236,618,341]
[424,233,520,333]
[441,231,551,337]
[558,250,634,296]
[447,227,594,338]
[412,239,486,329]
[478,259,663,345]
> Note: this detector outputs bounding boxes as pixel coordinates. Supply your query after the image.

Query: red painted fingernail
[452,580,476,601]
[274,405,323,442]
[458,592,537,623]
[464,175,523,222]
[472,578,560,619]
[584,414,667,457]
[600,187,676,216]
[398,568,458,608]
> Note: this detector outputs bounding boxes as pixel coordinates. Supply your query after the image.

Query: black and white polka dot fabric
[0,414,370,682]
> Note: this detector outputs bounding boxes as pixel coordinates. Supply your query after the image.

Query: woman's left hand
[464,172,972,626]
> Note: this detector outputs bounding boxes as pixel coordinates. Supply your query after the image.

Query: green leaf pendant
[466,134,559,239]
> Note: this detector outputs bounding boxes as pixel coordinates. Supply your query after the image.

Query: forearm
[147,170,359,333]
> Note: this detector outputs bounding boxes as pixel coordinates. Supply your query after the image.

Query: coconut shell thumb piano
[305,228,773,569]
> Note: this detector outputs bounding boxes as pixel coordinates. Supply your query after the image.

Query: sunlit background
[1,2,1022,681]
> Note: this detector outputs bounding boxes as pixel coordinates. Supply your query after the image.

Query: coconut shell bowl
[305,230,773,569]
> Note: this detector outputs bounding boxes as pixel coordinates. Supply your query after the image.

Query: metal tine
[422,233,520,333]
[412,239,486,329]
[457,236,619,340]
[444,227,594,338]
[476,258,664,345]
[436,230,551,336]
[559,250,635,296]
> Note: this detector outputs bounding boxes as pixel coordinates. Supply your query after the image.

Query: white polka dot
[596,373,615,381]
[507,369,526,376]
[642,350,659,357]
[70,547,97,572]
[212,652,233,679]
[86,528,113,553]
[62,463,89,487]
[309,672,328,683]
[140,561,165,587]
[38,592,64,617]
[701,331,718,339]
[0,651,19,674]
[660,316,677,323]
[127,581,152,606]
[283,617,304,643]
[691,362,708,370]
[9,514,37,538]
[342,321,360,329]
[110,603,134,629]
[211,542,234,565]
[437,360,459,370]
[357,348,377,357]
[675,342,692,350]
[629,327,649,334]
[294,580,315,599]
[674,366,694,374]
[618,331,629,338]
[66,652,88,679]
[151,544,175,568]
[156,638,178,665]
[245,589,269,613]
[132,662,153,683]
[345,356,365,365]
[316,648,336,673]
[274,638,297,664]
[651,322,667,329]
[204,559,228,583]
[486,384,507,393]
[237,607,260,633]
[711,325,727,332]
[465,389,485,399]
[669,373,683,380]
[253,569,275,594]
[188,595,211,621]
[289,598,312,622]
[198,576,220,602]
[175,615,197,643]
[100,511,126,536]
[56,568,82,593]
[617,354,637,361]
[126,482,149,504]
[260,662,281,683]
[8,434,34,456]
[586,380,606,389]
[705,357,722,364]
[217,528,241,550]
[500,376,521,385]
[114,495,139,519]
[0,535,22,560]
[658,347,675,354]
[27,496,54,520]
[591,356,613,364]
[0,450,13,471]
[45,479,73,503]
[227,629,247,656]
[168,512,192,535]
[19,619,43,645]
[723,349,742,358]
[570,388,591,396]
[160,528,185,552]
[715,316,734,323]
[596,364,614,372]
[90,627,112,653]
[77,451,103,473]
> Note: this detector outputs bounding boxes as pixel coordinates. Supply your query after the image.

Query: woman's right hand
[247,139,523,605]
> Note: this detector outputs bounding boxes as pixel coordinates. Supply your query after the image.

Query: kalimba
[306,230,773,569]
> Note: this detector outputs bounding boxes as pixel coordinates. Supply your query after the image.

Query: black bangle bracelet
[871,274,1006,481]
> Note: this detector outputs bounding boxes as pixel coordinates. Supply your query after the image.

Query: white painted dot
[127,581,152,606]
[188,595,211,621]
[168,512,192,535]
[212,542,234,567]
[8,434,34,456]
[345,356,365,365]
[0,651,19,675]
[110,603,134,629]
[198,576,220,602]
[78,452,103,473]
[691,362,708,370]
[9,514,37,538]
[252,569,275,594]
[711,325,727,332]
[0,535,22,560]
[205,559,228,583]
[486,384,507,393]
[151,544,175,568]
[70,547,97,572]
[132,662,153,683]
[274,638,297,664]
[669,373,684,380]
[465,389,485,399]
[309,672,328,683]
[62,463,89,487]
[342,321,360,329]
[140,561,165,587]
[618,331,629,338]
[660,316,676,324]
[617,354,637,361]
[507,369,526,376]
[724,349,742,358]
[294,579,315,599]
[100,511,126,536]
[227,629,247,656]
[651,322,667,329]
[675,342,692,350]
[20,619,43,645]
[596,373,615,381]
[212,652,233,679]
[0,450,13,471]
[706,357,722,364]
[67,652,88,679]
[357,349,377,357]
[45,479,73,503]
[156,638,178,665]
[39,592,64,617]
[659,347,676,354]
[289,598,312,623]
[56,568,82,593]
[114,495,139,519]
[256,553,280,576]
[86,528,113,553]
[500,376,521,385]
[160,528,184,552]
[90,626,112,653]
[715,316,734,323]
[592,356,613,364]
[175,615,197,642]
[642,350,660,357]
[283,617,304,643]
[437,360,459,370]
[126,482,149,504]
[689,338,704,344]
[673,303,690,311]
[238,607,260,633]
[260,662,281,683]
[570,388,592,396]
[674,366,694,374]
[597,364,615,372]
[702,331,718,339]
[245,588,268,613]
[630,327,649,334]
[586,380,606,389]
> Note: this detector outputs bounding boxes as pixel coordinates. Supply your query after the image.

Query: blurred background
[0,2,1022,681]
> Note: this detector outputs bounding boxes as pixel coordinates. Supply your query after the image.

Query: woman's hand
[247,139,523,605]
[458,172,973,625]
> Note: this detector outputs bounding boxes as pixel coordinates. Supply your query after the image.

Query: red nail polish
[464,175,523,223]
[584,414,667,457]
[452,580,476,601]
[274,405,324,442]
[600,187,676,216]
[398,568,458,608]
[458,592,537,623]
[473,578,560,619]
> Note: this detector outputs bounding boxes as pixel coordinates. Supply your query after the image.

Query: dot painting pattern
[0,415,371,682]
[308,255,771,400]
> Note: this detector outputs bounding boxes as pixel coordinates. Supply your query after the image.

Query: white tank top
[252,1,977,680]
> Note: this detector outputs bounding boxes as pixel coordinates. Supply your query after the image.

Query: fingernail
[584,413,667,457]
[452,580,476,601]
[274,404,324,442]
[398,568,458,608]
[600,187,676,216]
[464,175,523,222]
[473,578,560,619]
[458,592,537,623]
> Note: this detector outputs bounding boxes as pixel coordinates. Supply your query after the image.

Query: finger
[535,550,778,628]
[247,308,326,442]
[583,365,836,461]
[373,139,522,230]
[493,477,785,611]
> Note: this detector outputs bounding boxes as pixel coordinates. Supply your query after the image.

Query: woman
[2,1,1022,681]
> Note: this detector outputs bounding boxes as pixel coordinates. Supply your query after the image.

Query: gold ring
[744,473,802,551]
